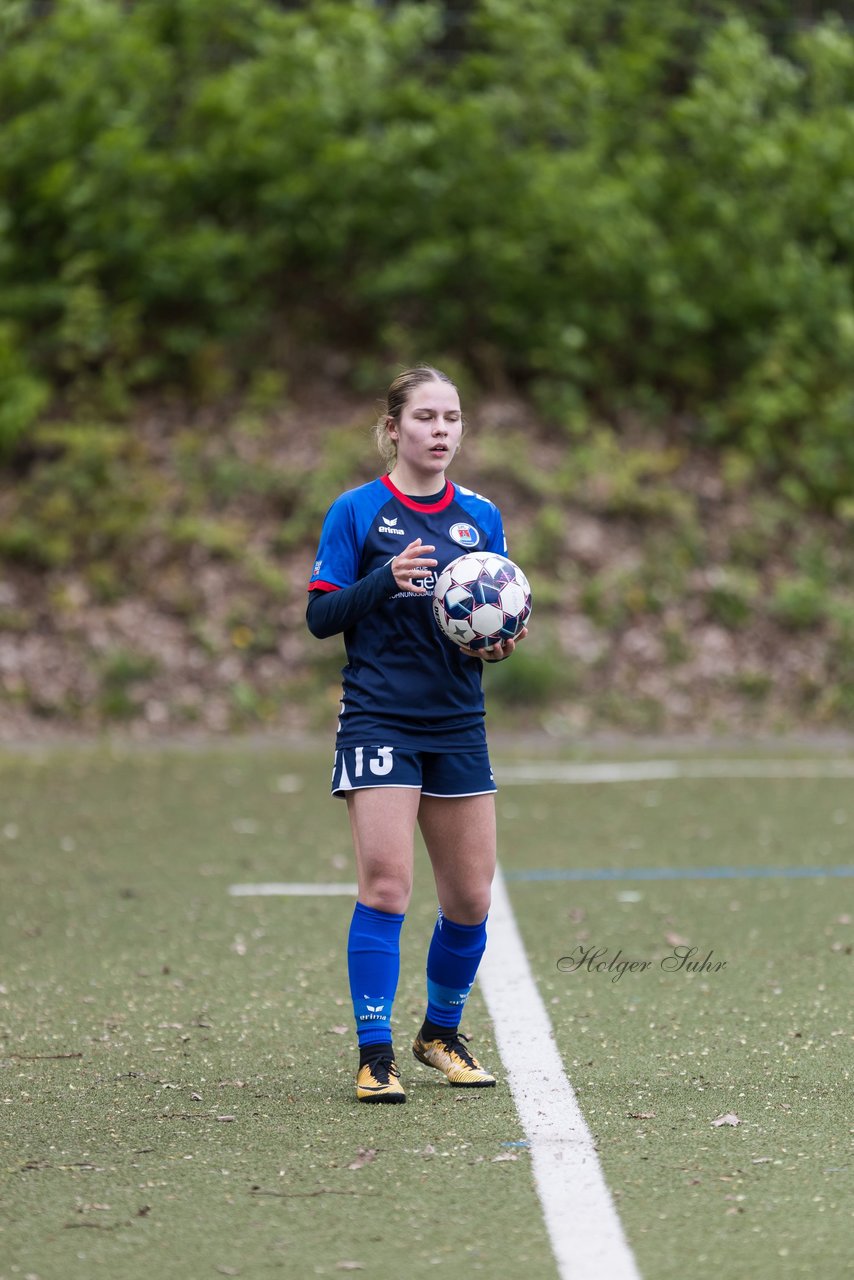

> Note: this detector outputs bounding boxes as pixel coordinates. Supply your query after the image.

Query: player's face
[389,381,463,483]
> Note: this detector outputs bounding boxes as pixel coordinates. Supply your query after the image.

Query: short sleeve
[487,507,508,557]
[308,495,360,591]
[452,485,509,559]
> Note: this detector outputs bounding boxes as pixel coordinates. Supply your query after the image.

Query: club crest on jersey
[449,522,480,548]
[378,514,405,536]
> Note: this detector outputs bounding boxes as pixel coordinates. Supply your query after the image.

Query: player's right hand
[461,625,528,662]
[391,538,437,594]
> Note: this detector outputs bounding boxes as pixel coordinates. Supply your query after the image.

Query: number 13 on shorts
[332,746,396,794]
[331,746,496,798]
[355,746,394,777]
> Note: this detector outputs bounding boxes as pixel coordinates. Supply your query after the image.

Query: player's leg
[413,780,497,1087]
[418,790,496,923]
[347,785,419,914]
[344,781,421,1102]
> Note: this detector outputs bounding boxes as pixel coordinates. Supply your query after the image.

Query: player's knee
[362,872,412,914]
[445,890,491,925]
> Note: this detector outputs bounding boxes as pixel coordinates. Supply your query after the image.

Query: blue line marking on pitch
[504,865,854,882]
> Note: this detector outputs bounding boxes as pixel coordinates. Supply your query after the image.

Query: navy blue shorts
[331,746,496,799]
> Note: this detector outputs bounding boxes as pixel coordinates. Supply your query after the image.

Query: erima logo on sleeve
[378,515,405,535]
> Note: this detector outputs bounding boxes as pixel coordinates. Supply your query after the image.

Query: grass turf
[0,744,552,1279]
[497,775,853,1280]
[1,743,852,1279]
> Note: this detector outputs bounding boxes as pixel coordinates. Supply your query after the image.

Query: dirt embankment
[0,390,852,743]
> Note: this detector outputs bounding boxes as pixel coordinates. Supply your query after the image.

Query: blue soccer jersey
[308,474,507,750]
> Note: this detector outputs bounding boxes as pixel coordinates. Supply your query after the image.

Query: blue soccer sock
[347,901,405,1048]
[423,909,488,1031]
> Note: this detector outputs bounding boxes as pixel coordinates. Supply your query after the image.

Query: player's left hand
[460,626,528,662]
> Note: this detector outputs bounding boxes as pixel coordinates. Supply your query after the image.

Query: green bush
[0,422,157,569]
[771,575,829,629]
[97,648,159,720]
[2,1,854,503]
[0,323,49,453]
[483,635,578,706]
[705,568,763,630]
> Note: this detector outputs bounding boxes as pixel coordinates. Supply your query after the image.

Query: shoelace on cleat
[364,1057,400,1085]
[435,1032,479,1068]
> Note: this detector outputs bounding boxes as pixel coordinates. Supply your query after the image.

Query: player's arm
[307,539,438,638]
[307,565,396,639]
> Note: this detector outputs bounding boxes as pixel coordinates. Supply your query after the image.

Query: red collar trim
[381,474,455,512]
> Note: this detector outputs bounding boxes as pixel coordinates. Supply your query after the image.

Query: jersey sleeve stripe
[306,580,342,593]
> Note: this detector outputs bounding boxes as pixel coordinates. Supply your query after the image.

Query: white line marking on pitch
[498,758,854,785]
[228,882,358,896]
[478,865,641,1280]
[229,871,640,1276]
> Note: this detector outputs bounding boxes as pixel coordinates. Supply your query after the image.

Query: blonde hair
[375,365,461,471]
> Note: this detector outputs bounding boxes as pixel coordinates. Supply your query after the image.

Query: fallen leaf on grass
[347,1148,376,1170]
[712,1113,741,1127]
[249,1185,370,1199]
[491,1152,519,1162]
[665,931,689,947]
[328,1026,348,1036]
[628,1112,656,1119]
[64,1221,121,1231]
[336,1265,365,1272]
[3,1051,83,1061]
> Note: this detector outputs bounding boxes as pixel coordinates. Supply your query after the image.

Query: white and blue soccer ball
[432,552,532,651]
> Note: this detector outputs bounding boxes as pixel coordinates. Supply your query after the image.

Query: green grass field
[1,740,852,1280]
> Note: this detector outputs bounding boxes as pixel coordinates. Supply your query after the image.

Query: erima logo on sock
[359,995,388,1022]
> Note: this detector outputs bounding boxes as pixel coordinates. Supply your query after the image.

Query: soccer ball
[432,552,532,651]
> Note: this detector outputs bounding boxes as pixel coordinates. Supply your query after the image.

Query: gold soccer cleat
[412,1031,496,1087]
[356,1056,406,1103]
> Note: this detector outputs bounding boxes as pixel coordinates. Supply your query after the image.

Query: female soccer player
[306,365,526,1103]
